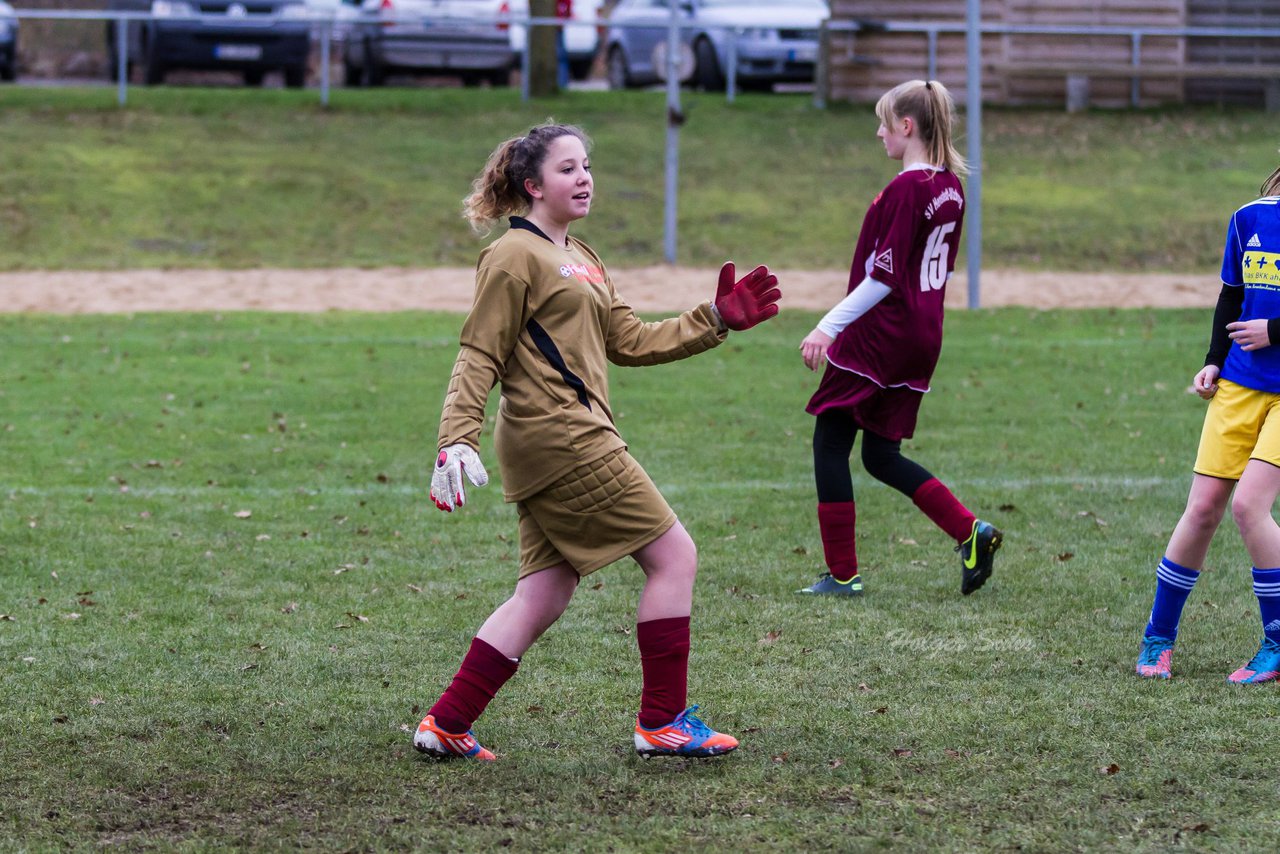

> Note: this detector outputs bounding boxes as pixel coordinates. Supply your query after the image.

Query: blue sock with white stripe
[1252,567,1280,644]
[1144,556,1200,641]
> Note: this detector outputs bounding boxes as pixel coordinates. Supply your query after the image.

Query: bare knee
[1184,487,1230,531]
[512,567,578,625]
[640,524,701,571]
[1231,493,1266,537]
[1181,504,1225,539]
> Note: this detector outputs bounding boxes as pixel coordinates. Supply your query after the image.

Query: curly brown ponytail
[462,122,591,234]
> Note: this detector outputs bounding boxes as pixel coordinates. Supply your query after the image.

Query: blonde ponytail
[875,79,968,176]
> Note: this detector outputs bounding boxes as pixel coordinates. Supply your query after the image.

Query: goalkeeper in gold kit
[413,122,781,761]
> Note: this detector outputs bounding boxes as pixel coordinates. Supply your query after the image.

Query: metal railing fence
[7,10,800,106]
[815,19,1280,109]
[10,9,612,106]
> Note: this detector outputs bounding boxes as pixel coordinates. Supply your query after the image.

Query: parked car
[507,0,605,81]
[0,0,17,82]
[343,0,515,87]
[105,0,313,87]
[605,0,828,92]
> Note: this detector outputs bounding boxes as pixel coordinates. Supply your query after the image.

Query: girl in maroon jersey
[797,79,1002,599]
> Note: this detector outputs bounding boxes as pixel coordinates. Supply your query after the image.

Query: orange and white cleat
[633,705,739,758]
[413,714,496,761]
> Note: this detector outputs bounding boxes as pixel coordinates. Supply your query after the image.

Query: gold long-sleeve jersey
[437,219,726,502]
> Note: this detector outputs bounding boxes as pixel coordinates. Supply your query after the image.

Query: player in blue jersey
[1136,160,1280,682]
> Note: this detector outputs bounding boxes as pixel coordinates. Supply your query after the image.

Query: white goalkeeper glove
[430,444,489,512]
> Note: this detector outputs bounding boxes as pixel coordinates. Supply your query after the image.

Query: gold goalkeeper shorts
[516,449,676,578]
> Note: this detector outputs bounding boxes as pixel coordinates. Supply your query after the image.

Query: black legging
[813,410,933,503]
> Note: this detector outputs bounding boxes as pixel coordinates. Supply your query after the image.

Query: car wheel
[244,70,265,86]
[360,41,384,86]
[0,61,13,82]
[568,57,593,81]
[142,40,165,85]
[693,38,724,91]
[606,46,631,90]
[488,68,511,87]
[343,57,361,87]
[284,64,306,88]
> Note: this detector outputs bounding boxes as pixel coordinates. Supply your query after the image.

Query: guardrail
[5,9,820,106]
[7,9,618,106]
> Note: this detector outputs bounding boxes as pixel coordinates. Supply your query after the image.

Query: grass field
[0,86,1277,272]
[3,306,1278,850]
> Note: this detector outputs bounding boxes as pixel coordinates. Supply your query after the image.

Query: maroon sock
[636,616,690,730]
[427,637,518,735]
[911,478,977,544]
[818,501,859,582]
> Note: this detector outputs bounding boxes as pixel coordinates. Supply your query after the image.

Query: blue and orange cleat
[1227,637,1280,684]
[958,520,1002,595]
[413,714,496,761]
[1135,635,1174,679]
[634,705,739,758]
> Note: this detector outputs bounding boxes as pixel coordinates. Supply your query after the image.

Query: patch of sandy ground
[0,266,1217,314]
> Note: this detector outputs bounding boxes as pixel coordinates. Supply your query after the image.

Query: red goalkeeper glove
[713,261,781,331]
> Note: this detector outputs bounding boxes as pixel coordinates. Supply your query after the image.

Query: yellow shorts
[516,449,676,578]
[1194,378,1280,479]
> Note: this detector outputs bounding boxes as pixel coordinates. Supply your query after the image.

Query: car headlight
[151,0,197,17]
[279,3,310,19]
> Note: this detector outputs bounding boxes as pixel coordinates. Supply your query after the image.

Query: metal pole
[1130,31,1141,108]
[927,28,938,81]
[663,3,681,263]
[115,13,128,106]
[965,0,982,309]
[319,18,331,106]
[521,27,531,102]
[726,28,736,103]
[813,18,828,109]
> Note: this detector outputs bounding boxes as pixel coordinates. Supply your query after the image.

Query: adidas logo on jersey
[1264,618,1280,633]
[1248,233,1263,248]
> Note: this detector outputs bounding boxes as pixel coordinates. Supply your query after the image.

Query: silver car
[605,0,827,92]
[344,0,515,87]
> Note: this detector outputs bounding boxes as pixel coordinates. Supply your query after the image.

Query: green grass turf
[0,86,1275,272]
[1,307,1276,849]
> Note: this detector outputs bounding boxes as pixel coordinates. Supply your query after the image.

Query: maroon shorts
[806,365,924,441]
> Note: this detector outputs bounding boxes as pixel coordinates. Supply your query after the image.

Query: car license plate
[789,46,817,62]
[215,44,263,61]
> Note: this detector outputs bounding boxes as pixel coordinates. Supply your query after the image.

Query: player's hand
[800,328,834,372]
[1227,319,1271,352]
[430,444,489,512]
[1192,365,1220,400]
[713,261,781,331]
